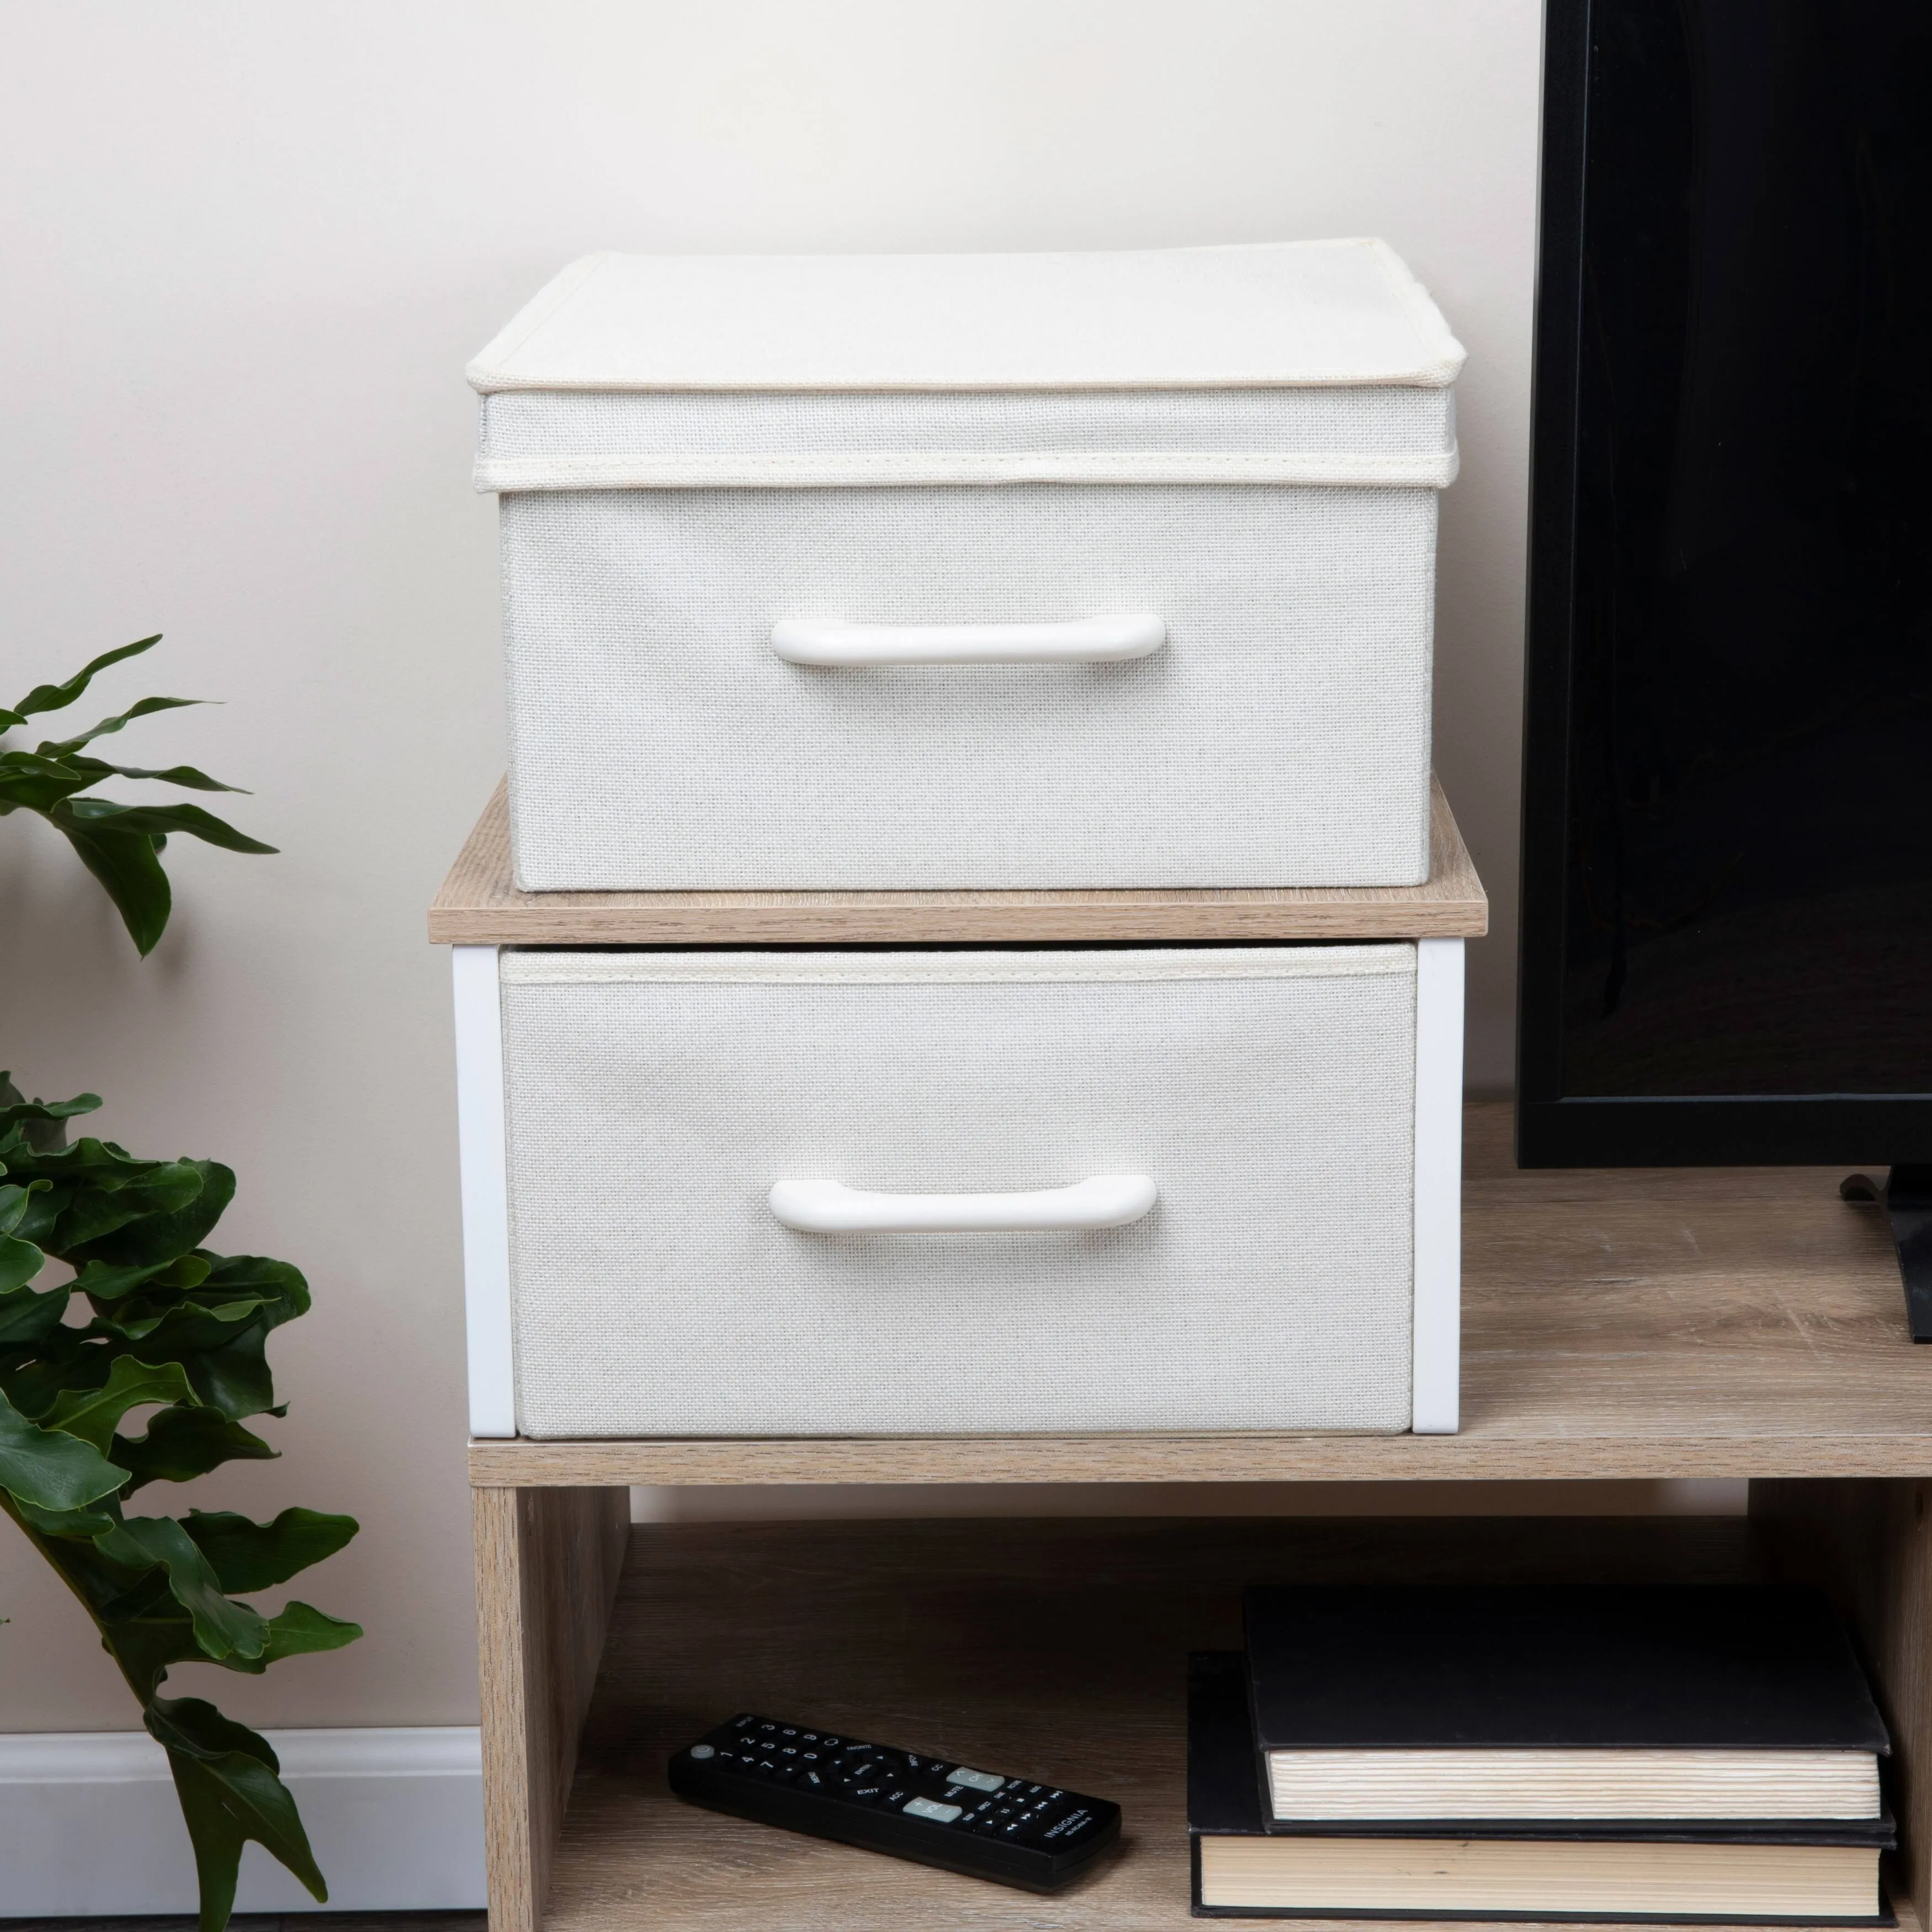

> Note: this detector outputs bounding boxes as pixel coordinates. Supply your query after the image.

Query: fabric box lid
[469,241,1463,393]
[469,242,1464,491]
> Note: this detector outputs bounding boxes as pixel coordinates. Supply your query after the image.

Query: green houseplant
[1,638,360,1930]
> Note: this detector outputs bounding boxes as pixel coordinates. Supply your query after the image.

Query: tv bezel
[1515,0,1932,1169]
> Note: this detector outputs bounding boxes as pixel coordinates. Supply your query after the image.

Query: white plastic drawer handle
[769,615,1166,666]
[768,1174,1158,1234]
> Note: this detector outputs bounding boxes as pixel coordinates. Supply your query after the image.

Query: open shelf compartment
[475,1500,1932,1932]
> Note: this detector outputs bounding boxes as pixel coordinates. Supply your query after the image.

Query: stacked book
[1191,1586,1893,1921]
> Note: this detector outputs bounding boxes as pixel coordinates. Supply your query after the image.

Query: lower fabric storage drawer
[462,942,1463,1440]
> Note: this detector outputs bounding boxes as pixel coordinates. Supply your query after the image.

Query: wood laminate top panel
[428,778,1488,946]
[470,1104,1932,1487]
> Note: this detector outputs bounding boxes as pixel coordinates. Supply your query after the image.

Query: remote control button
[851,1784,884,1802]
[904,1797,963,1823]
[947,1767,1004,1792]
[689,1745,715,1760]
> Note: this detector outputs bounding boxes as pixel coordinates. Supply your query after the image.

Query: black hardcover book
[1244,1586,1888,1751]
[1243,1586,1889,1832]
[1189,1653,1894,1923]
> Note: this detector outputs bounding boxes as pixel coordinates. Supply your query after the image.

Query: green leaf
[47,817,173,955]
[4,639,275,952]
[0,1077,100,1153]
[57,755,245,794]
[0,1386,130,1510]
[61,1158,232,1265]
[15,1133,194,1184]
[104,1257,309,1421]
[0,747,96,814]
[0,1075,103,1119]
[109,1626,206,1708]
[55,795,277,856]
[147,1696,328,1928]
[73,1251,213,1302]
[0,1064,349,1932]
[94,1516,266,1662]
[112,1405,277,1491]
[38,693,204,758]
[179,1321,277,1420]
[43,1355,197,1453]
[0,1230,43,1293]
[20,1507,169,1623]
[14,1496,118,1537]
[195,1252,309,1326]
[0,1328,98,1420]
[7,636,161,722]
[240,1600,364,1670]
[0,1279,69,1348]
[183,1508,358,1593]
[0,1179,48,1236]
[91,1292,267,1350]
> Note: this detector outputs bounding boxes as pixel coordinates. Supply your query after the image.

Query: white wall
[0,0,1542,1733]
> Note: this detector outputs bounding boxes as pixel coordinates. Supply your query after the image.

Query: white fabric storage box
[451,941,1464,1440]
[469,242,1465,891]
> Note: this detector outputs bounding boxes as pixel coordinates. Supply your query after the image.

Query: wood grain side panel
[1876,1483,1932,1930]
[473,1484,537,1932]
[474,1485,631,1932]
[1751,1479,1932,1927]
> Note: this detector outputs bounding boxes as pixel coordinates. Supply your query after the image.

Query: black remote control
[667,1711,1121,1893]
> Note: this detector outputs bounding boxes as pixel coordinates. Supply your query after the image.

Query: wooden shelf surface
[470,1102,1932,1488]
[540,1512,1915,1932]
[428,777,1488,946]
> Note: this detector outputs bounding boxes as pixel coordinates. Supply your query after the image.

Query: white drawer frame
[451,941,1463,1440]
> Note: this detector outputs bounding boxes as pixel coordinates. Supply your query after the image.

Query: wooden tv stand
[437,787,1932,1932]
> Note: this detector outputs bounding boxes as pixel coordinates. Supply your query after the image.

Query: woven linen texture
[501,946,1418,1439]
[479,384,1455,464]
[502,482,1436,889]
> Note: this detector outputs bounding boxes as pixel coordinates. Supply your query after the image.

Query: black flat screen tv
[1518,0,1932,1168]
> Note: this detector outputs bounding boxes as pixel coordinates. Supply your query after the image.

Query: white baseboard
[0,1726,485,1914]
